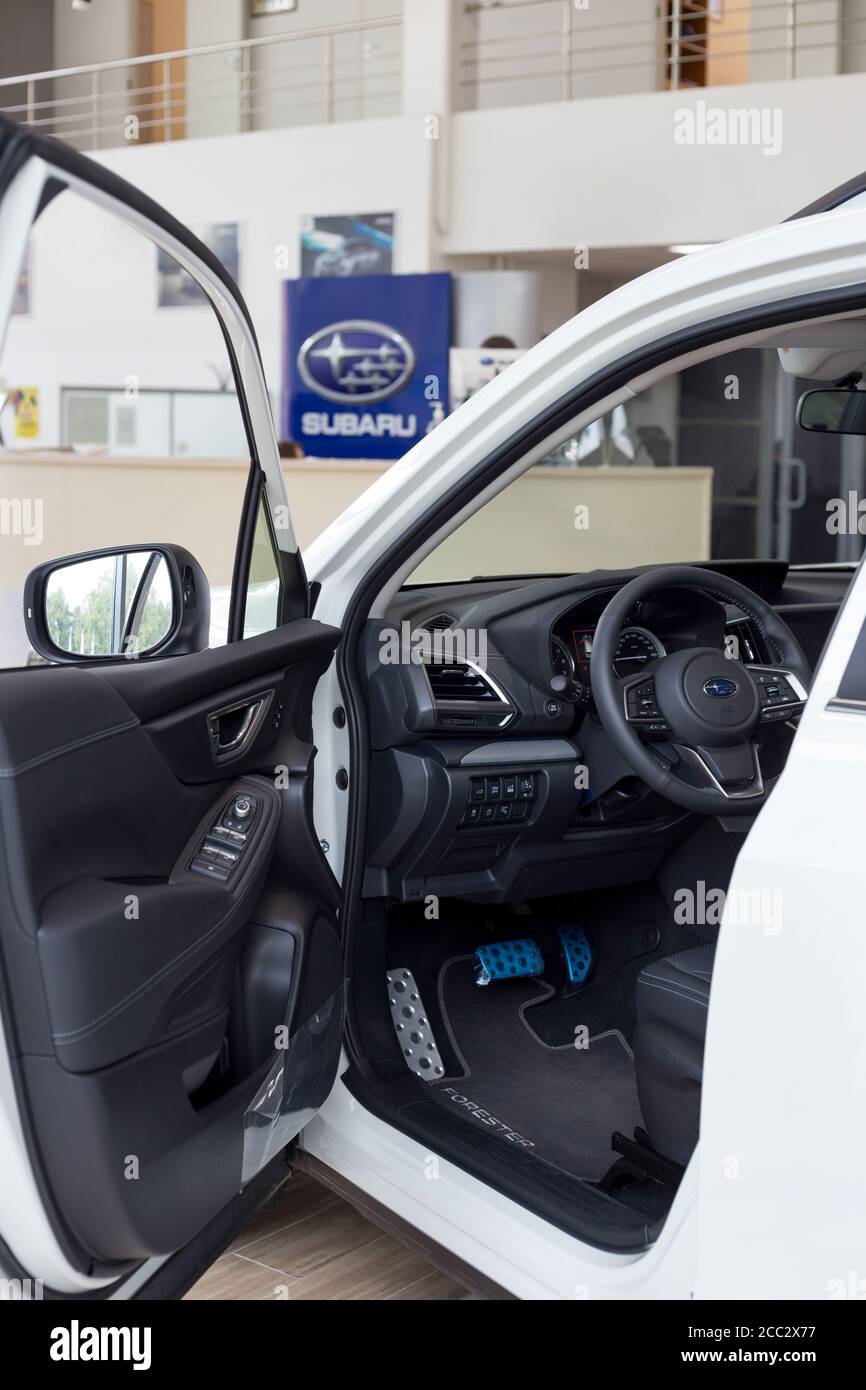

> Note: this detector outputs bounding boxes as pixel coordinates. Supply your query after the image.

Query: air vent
[727,618,768,665]
[419,612,454,633]
[426,660,499,702]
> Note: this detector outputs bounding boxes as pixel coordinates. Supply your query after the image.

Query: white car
[1,114,866,1306]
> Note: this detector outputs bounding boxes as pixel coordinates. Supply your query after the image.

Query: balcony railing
[459,0,866,109]
[0,16,402,151]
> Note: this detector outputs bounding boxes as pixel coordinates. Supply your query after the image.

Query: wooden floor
[185,1172,481,1301]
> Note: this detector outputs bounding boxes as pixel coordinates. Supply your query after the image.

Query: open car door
[0,117,344,1293]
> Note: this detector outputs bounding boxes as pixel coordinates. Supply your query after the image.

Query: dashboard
[551,624,666,686]
[547,585,729,702]
[361,560,849,905]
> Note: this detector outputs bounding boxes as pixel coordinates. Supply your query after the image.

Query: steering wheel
[589,566,812,815]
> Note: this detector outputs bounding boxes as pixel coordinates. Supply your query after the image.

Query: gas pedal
[556,925,593,985]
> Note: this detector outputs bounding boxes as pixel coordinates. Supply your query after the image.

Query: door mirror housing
[797,387,866,435]
[23,543,210,664]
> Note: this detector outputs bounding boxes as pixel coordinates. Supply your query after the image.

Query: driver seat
[633,944,715,1166]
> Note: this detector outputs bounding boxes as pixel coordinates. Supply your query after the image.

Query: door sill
[341,1061,662,1254]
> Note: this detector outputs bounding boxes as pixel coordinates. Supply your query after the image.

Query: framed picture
[299,213,395,279]
[157,223,241,308]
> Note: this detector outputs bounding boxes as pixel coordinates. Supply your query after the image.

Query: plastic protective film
[241,982,347,1187]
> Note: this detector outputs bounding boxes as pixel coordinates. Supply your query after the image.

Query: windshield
[408,346,861,584]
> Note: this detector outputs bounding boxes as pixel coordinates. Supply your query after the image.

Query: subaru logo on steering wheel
[703,677,738,698]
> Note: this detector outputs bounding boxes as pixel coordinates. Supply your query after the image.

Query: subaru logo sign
[703,677,738,698]
[297,319,415,405]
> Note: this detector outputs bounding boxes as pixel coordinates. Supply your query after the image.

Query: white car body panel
[697,558,866,1300]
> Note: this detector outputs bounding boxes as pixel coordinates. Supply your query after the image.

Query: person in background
[278,439,305,460]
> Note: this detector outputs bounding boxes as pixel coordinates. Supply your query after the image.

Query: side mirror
[797,388,866,436]
[23,544,210,664]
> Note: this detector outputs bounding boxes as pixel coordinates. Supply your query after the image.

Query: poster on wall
[299,213,394,278]
[284,272,450,460]
[9,387,40,439]
[157,223,240,307]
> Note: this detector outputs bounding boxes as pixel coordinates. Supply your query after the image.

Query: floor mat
[432,955,643,1182]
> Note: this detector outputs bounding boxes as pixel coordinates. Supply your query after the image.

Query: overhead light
[669,243,716,255]
[71,0,91,9]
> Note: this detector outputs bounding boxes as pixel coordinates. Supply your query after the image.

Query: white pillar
[401,0,456,118]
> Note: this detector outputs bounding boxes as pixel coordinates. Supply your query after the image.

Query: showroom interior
[2,0,866,1304]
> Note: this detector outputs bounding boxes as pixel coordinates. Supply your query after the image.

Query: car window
[0,187,275,668]
[243,495,282,638]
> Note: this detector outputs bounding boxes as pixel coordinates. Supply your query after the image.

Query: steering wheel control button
[626,678,663,722]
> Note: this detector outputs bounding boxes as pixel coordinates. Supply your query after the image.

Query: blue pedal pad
[474,938,544,987]
[557,925,593,985]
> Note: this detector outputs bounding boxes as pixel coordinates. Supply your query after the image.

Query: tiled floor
[185,1172,481,1301]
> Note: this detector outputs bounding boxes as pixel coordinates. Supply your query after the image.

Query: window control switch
[190,858,231,882]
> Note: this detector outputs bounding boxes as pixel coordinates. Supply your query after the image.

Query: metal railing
[0,16,402,150]
[460,0,866,107]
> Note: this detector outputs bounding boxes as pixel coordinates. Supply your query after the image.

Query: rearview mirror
[797,388,866,436]
[23,544,210,664]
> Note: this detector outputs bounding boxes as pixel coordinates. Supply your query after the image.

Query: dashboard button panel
[462,772,536,827]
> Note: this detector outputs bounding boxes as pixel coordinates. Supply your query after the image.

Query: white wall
[185,0,243,138]
[443,71,866,255]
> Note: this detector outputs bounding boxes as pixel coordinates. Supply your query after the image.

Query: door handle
[208,691,273,762]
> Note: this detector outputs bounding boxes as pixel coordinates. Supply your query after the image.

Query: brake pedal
[474,938,544,986]
[386,969,444,1081]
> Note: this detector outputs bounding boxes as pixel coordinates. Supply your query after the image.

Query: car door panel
[0,619,341,1265]
[0,118,348,1285]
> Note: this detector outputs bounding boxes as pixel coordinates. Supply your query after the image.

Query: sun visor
[775,319,866,380]
[777,344,866,379]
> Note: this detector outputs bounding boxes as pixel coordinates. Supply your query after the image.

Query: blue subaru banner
[283,272,450,459]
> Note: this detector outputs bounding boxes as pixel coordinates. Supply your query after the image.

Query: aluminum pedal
[386,968,444,1081]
